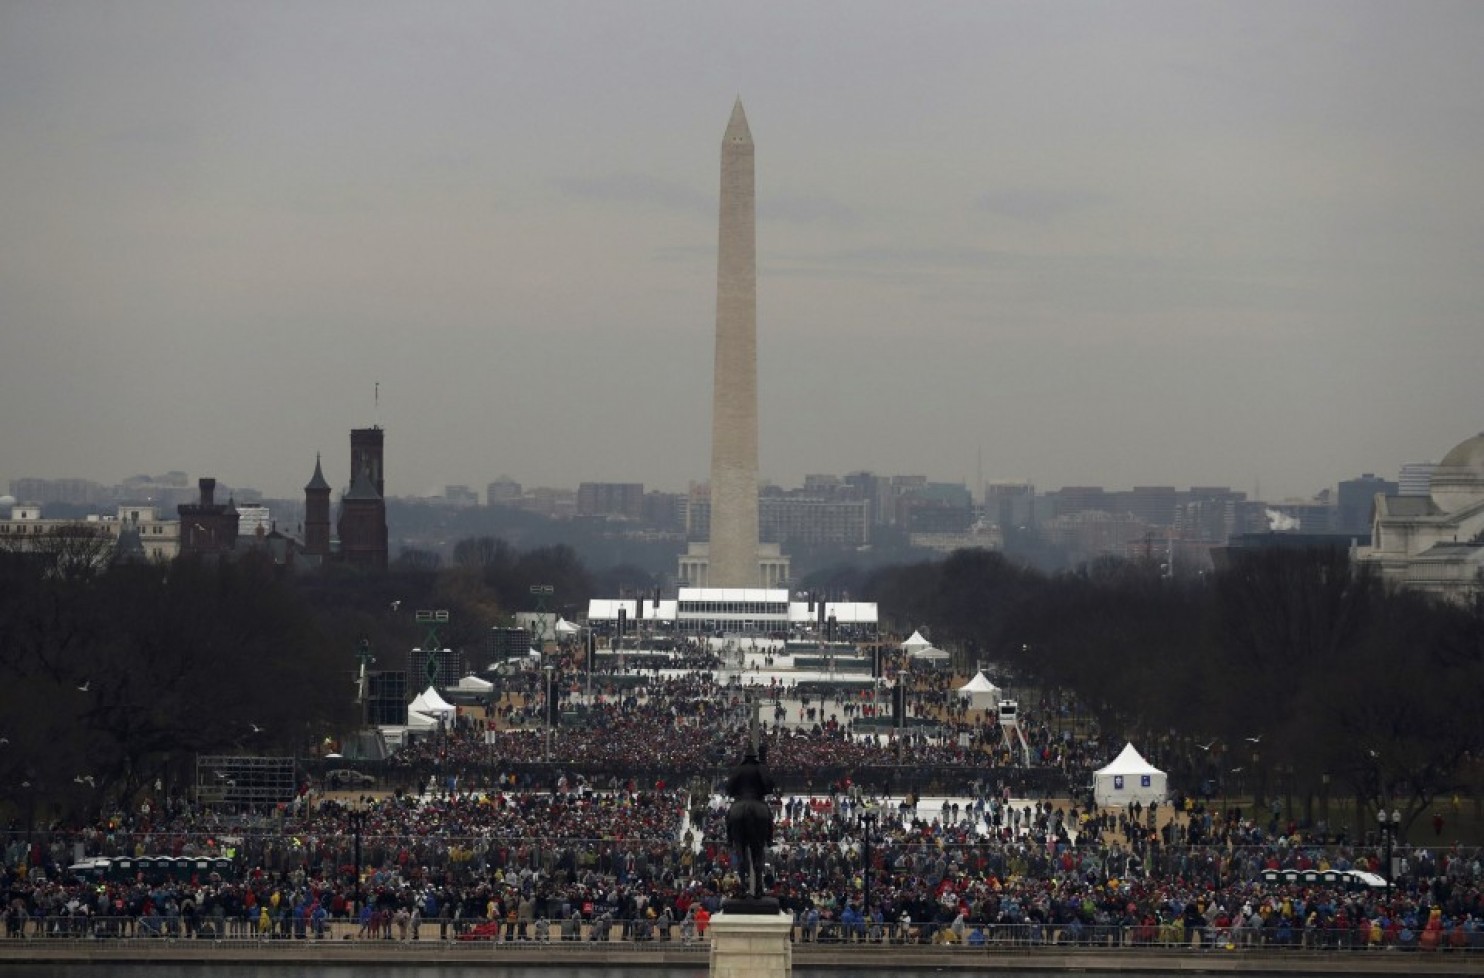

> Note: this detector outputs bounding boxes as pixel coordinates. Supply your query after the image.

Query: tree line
[856,546,1484,831]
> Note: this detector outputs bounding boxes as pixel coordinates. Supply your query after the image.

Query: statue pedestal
[708,910,793,978]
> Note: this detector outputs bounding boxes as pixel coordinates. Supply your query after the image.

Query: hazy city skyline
[3,2,1480,502]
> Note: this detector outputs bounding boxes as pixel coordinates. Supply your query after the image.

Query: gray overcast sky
[2,1,1481,502]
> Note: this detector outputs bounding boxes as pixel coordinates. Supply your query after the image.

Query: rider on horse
[725,702,778,900]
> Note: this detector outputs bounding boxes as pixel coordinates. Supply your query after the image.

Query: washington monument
[707,98,761,588]
[679,100,788,588]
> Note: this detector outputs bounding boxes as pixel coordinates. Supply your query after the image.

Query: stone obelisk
[707,98,760,589]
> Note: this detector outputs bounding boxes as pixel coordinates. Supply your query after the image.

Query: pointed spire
[724,97,751,145]
[305,452,331,493]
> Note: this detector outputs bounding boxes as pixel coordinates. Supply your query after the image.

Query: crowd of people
[391,669,1084,794]
[3,655,1483,954]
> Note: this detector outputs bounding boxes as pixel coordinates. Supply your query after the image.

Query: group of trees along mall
[858,546,1484,831]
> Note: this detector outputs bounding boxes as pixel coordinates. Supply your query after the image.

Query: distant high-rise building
[1398,462,1437,497]
[515,487,576,519]
[7,478,104,506]
[984,481,1035,530]
[1176,487,1248,543]
[1124,486,1178,527]
[760,493,870,547]
[844,471,890,526]
[486,477,522,506]
[1052,486,1109,519]
[643,490,688,533]
[1336,473,1397,535]
[444,485,479,507]
[578,482,646,519]
[896,483,974,533]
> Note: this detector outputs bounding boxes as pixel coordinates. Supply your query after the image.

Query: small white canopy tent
[900,630,933,651]
[554,618,580,636]
[1093,742,1168,808]
[909,645,950,663]
[408,685,456,720]
[456,674,494,693]
[405,710,438,731]
[902,630,949,666]
[955,671,1001,710]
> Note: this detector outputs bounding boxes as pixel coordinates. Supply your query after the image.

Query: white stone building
[0,503,180,562]
[1357,431,1484,604]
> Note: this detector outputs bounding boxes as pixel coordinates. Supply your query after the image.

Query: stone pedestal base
[708,910,793,978]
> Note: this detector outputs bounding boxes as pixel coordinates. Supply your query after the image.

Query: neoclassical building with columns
[1358,430,1484,604]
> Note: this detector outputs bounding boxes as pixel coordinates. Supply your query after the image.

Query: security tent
[1093,743,1167,808]
[456,674,494,693]
[955,672,1001,710]
[408,685,456,722]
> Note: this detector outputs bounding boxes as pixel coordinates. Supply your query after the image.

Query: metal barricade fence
[8,916,1484,953]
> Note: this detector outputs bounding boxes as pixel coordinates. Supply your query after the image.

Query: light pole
[1377,807,1401,900]
[584,626,594,699]
[544,663,557,764]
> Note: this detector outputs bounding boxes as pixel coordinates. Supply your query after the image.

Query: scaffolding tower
[195,756,297,809]
[997,700,1032,766]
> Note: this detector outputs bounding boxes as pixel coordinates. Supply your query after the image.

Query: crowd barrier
[300,760,1087,799]
[5,916,1482,953]
[9,830,1481,890]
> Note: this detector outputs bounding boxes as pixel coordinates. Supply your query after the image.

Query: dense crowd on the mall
[4,667,1483,953]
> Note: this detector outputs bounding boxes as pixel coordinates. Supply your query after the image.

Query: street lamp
[584,626,595,699]
[544,664,557,764]
[1377,807,1401,899]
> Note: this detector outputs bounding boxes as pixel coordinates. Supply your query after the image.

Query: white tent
[554,618,580,635]
[900,630,933,650]
[456,674,494,693]
[1093,742,1168,808]
[909,645,950,663]
[955,672,1001,710]
[405,710,438,731]
[408,685,456,720]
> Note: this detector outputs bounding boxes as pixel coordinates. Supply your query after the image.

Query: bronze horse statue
[724,741,777,900]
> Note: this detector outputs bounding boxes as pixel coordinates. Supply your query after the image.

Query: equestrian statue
[724,695,777,906]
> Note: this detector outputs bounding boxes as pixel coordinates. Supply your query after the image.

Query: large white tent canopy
[955,671,1001,710]
[1093,742,1167,808]
[409,685,456,720]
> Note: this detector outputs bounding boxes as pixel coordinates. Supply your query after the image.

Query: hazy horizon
[3,2,1480,502]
